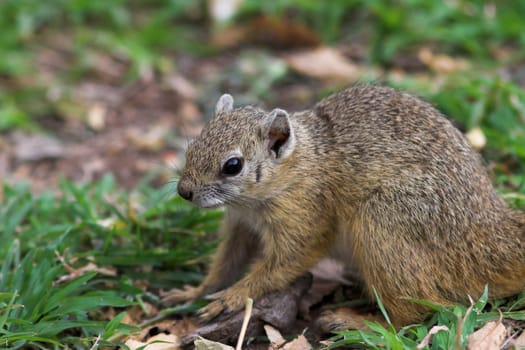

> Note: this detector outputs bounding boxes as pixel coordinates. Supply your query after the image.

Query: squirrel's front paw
[161,285,204,306]
[197,288,247,323]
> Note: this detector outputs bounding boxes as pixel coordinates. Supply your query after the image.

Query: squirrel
[169,85,525,330]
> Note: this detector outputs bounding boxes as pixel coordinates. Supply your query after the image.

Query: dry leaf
[301,259,349,318]
[465,127,486,151]
[208,0,243,23]
[181,275,312,347]
[12,132,66,161]
[418,47,469,74]
[54,253,117,285]
[282,335,311,350]
[194,336,235,350]
[178,100,201,123]
[121,304,158,326]
[467,321,506,350]
[264,325,286,348]
[417,325,449,349]
[87,103,107,131]
[125,333,180,350]
[211,15,319,49]
[513,331,525,349]
[246,16,319,49]
[285,47,360,83]
[165,75,198,100]
[126,125,168,151]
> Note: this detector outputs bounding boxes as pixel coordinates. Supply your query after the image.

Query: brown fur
[171,85,525,328]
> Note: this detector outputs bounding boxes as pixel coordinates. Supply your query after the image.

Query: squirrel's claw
[161,285,203,306]
[204,289,227,301]
[197,288,247,323]
[197,299,227,322]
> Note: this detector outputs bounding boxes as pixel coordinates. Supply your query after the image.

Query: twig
[236,298,253,350]
[89,334,101,350]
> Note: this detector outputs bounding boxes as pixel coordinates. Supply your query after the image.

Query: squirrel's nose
[177,182,193,201]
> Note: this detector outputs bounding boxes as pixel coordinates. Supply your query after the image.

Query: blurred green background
[1,0,524,193]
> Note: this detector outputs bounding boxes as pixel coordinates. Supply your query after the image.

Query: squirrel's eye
[222,157,243,176]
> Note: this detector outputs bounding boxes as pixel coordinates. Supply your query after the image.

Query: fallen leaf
[124,339,146,350]
[125,333,180,350]
[178,100,201,123]
[126,124,168,151]
[181,275,312,347]
[126,318,197,347]
[165,75,198,100]
[12,132,66,161]
[212,15,320,49]
[121,304,158,326]
[208,0,243,24]
[86,103,107,131]
[97,217,127,230]
[301,259,350,318]
[417,325,449,349]
[285,47,360,83]
[264,325,286,348]
[54,252,117,285]
[465,127,486,151]
[467,320,506,350]
[194,336,234,350]
[247,16,320,49]
[418,47,469,74]
[513,331,525,349]
[319,340,334,347]
[282,335,311,350]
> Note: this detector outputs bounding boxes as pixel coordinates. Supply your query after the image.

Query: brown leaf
[264,325,286,349]
[285,47,360,83]
[126,124,168,151]
[467,321,507,350]
[513,331,525,349]
[300,259,349,319]
[125,333,180,350]
[165,75,198,100]
[465,127,486,151]
[86,103,107,131]
[418,47,469,74]
[194,336,234,350]
[181,275,312,347]
[54,252,117,285]
[417,325,449,349]
[12,132,66,161]
[212,15,320,49]
[178,101,201,123]
[121,304,158,326]
[282,335,311,350]
[208,0,243,23]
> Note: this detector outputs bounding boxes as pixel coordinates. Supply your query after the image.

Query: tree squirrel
[171,85,525,329]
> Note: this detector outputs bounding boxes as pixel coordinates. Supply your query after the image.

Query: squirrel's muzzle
[177,180,193,201]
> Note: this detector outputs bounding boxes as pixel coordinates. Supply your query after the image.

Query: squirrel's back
[312,86,503,210]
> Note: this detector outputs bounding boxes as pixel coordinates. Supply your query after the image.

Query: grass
[329,287,525,349]
[0,176,221,348]
[1,0,525,348]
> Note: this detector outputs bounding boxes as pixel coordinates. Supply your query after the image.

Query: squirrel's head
[177,94,296,208]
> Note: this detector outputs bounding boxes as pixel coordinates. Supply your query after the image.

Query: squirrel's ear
[215,94,234,114]
[263,108,295,160]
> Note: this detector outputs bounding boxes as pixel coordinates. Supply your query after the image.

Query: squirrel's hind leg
[317,308,387,332]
